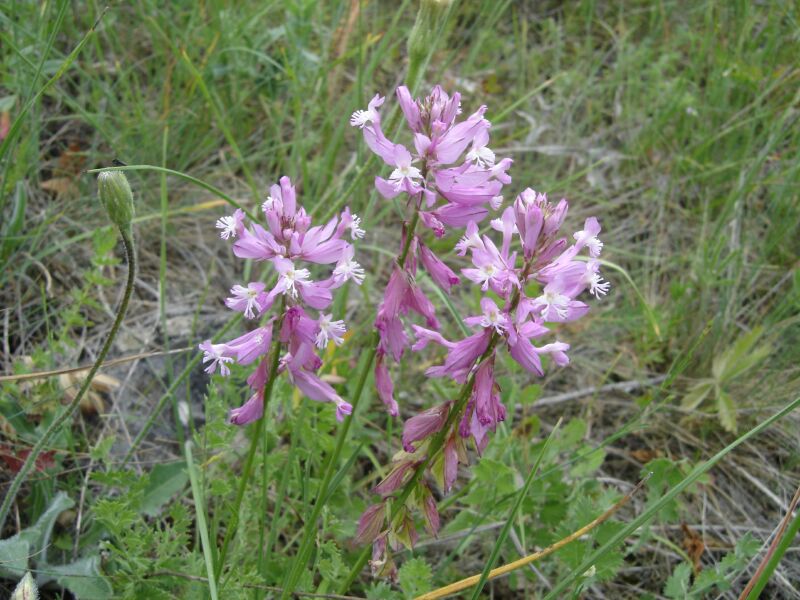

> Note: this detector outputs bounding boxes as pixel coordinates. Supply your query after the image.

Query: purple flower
[225,282,271,319]
[199,341,233,376]
[351,85,511,238]
[374,353,399,417]
[229,390,264,425]
[216,208,245,239]
[355,503,386,546]
[419,243,459,293]
[402,403,449,452]
[202,176,364,425]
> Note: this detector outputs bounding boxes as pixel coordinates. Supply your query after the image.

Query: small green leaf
[664,562,692,598]
[89,435,116,463]
[10,571,38,600]
[712,327,769,382]
[42,555,113,599]
[398,556,432,598]
[570,446,606,477]
[681,380,713,410]
[473,458,516,495]
[141,461,188,517]
[716,389,737,433]
[0,538,30,579]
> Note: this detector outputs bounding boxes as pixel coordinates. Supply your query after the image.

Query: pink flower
[375,353,399,417]
[419,244,459,293]
[225,282,271,319]
[573,217,603,257]
[229,390,264,425]
[224,325,273,365]
[199,341,233,376]
[216,209,245,239]
[202,176,363,426]
[402,403,449,452]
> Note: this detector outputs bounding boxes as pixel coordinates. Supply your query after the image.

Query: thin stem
[340,260,535,592]
[280,334,379,599]
[282,193,425,597]
[397,203,421,269]
[216,308,285,582]
[0,225,136,533]
[740,483,800,600]
[184,440,219,600]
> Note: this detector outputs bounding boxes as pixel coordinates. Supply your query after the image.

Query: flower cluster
[357,188,609,576]
[351,85,512,416]
[199,176,366,424]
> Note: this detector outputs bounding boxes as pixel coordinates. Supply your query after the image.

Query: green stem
[184,440,219,600]
[339,260,532,593]
[216,308,285,583]
[280,335,379,599]
[397,206,421,269]
[0,225,136,533]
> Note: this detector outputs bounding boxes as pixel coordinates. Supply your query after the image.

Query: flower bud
[97,170,134,229]
[11,572,38,600]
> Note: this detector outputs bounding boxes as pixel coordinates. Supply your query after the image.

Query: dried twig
[0,346,191,382]
[415,474,652,600]
[738,483,800,600]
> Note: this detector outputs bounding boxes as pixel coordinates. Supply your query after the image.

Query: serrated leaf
[89,435,116,462]
[664,562,692,598]
[397,557,432,598]
[473,458,516,495]
[715,389,737,433]
[141,461,188,517]
[366,581,401,600]
[570,446,606,477]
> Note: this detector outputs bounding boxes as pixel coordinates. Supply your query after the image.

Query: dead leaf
[40,176,77,198]
[58,371,114,415]
[0,443,56,473]
[630,448,662,463]
[56,142,86,176]
[681,523,705,574]
[0,111,9,141]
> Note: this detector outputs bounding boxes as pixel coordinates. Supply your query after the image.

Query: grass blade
[542,394,800,599]
[468,418,563,599]
[184,440,219,600]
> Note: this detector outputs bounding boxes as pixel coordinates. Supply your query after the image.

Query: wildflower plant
[351,85,513,416]
[352,91,610,577]
[199,176,366,424]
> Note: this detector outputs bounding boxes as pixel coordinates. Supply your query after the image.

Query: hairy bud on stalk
[11,572,38,600]
[97,170,135,229]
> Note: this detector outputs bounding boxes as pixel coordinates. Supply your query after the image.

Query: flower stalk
[0,173,136,532]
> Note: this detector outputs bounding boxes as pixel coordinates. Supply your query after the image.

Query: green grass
[1,0,799,598]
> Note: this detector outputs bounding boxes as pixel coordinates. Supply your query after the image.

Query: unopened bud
[11,572,39,600]
[97,170,134,229]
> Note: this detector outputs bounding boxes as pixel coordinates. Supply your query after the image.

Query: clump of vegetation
[1,1,798,598]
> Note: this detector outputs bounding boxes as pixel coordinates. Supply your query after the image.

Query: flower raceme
[358,188,610,577]
[351,85,512,416]
[200,176,365,424]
